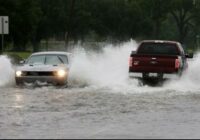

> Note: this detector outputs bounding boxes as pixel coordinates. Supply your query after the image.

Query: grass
[2,51,32,64]
[3,51,31,59]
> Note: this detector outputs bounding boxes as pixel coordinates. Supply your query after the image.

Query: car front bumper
[15,76,68,85]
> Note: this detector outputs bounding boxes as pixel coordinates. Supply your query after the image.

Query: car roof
[141,40,180,45]
[31,51,72,56]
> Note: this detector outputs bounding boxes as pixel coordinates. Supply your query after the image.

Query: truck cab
[129,40,193,81]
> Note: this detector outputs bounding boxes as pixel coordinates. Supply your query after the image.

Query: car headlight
[57,70,67,77]
[16,71,22,77]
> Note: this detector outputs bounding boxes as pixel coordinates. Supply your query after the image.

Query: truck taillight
[175,59,180,69]
[129,57,133,67]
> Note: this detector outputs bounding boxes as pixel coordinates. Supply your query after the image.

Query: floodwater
[0,40,200,138]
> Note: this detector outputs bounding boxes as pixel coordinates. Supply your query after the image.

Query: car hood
[16,64,69,72]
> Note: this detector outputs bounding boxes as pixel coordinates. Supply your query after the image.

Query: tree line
[0,0,200,52]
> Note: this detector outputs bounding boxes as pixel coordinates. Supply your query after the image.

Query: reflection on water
[12,89,24,109]
[0,87,200,138]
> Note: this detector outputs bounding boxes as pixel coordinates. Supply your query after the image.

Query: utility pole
[0,16,9,54]
[1,17,3,54]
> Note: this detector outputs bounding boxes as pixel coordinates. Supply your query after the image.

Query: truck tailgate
[129,54,178,73]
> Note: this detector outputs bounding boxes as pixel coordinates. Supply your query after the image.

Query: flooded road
[1,87,200,139]
[1,40,200,138]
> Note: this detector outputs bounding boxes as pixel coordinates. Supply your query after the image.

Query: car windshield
[137,43,180,55]
[27,54,68,65]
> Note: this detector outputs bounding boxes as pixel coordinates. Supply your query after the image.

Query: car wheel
[15,79,23,86]
[56,81,68,88]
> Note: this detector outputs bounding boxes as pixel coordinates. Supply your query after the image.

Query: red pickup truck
[129,40,193,81]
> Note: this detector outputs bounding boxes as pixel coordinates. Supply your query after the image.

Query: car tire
[15,79,23,86]
[56,81,68,88]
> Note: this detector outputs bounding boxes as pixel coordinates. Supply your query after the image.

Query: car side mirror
[185,53,193,58]
[19,60,26,64]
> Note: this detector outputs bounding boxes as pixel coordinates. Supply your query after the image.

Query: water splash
[68,40,138,87]
[1,39,200,94]
[68,39,200,94]
[0,55,15,87]
[164,53,200,92]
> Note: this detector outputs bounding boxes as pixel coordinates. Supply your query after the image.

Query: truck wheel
[138,80,144,86]
[142,73,148,79]
[157,73,163,80]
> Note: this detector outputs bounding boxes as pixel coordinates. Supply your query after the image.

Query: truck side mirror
[185,53,193,58]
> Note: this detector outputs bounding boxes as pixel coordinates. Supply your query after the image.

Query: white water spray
[0,55,15,87]
[68,40,138,87]
[69,39,200,94]
[165,53,200,92]
[0,39,200,94]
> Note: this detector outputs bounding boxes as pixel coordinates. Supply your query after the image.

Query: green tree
[141,0,171,38]
[11,0,42,51]
[169,0,196,44]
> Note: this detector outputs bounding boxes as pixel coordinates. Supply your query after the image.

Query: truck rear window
[137,43,180,55]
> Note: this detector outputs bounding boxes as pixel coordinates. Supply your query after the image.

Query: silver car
[15,51,71,86]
